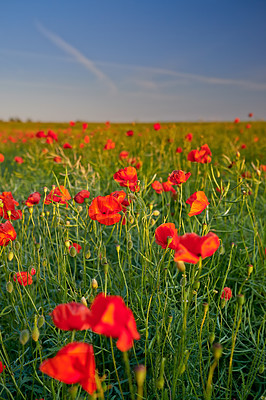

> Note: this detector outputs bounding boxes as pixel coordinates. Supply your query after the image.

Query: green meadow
[0,120,265,400]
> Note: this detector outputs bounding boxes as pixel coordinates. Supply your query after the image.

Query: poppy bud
[81,296,87,307]
[35,243,40,250]
[149,204,153,211]
[65,240,71,248]
[247,264,253,276]
[66,221,70,226]
[46,211,50,217]
[180,364,186,374]
[85,250,91,259]
[29,207,33,215]
[32,325,40,342]
[219,243,225,255]
[15,241,20,251]
[0,200,3,208]
[193,281,200,290]
[209,332,215,344]
[156,377,164,390]
[20,329,30,345]
[91,279,98,290]
[8,251,14,261]
[42,258,47,267]
[212,343,223,361]
[176,261,185,273]
[37,315,45,328]
[129,216,134,224]
[256,169,261,177]
[128,240,133,250]
[7,210,12,218]
[69,246,77,257]
[116,245,120,253]
[6,281,13,293]
[259,364,264,374]
[30,268,36,276]
[134,365,146,388]
[153,210,160,217]
[203,302,209,311]
[151,218,156,226]
[237,294,245,306]
[236,151,240,158]
[77,205,83,213]
[103,263,109,274]
[40,212,45,218]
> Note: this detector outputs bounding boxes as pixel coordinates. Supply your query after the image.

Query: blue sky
[0,0,265,122]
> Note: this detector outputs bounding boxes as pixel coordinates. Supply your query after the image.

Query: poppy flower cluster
[187,144,212,164]
[0,220,17,246]
[104,139,115,150]
[113,166,140,192]
[0,192,22,220]
[155,223,220,264]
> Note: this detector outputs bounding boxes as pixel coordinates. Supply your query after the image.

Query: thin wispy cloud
[35,22,117,93]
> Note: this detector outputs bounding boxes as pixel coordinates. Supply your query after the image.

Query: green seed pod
[91,279,98,290]
[69,246,77,257]
[135,365,146,388]
[127,240,133,250]
[212,343,223,361]
[37,315,45,328]
[101,257,107,265]
[193,281,200,290]
[176,261,185,273]
[42,258,47,267]
[6,281,13,293]
[32,325,40,342]
[209,332,215,344]
[7,251,14,261]
[20,329,30,345]
[14,241,20,251]
[237,294,245,306]
[180,364,186,375]
[258,364,264,374]
[85,250,91,259]
[103,263,109,274]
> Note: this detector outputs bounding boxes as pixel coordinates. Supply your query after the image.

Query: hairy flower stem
[123,351,135,400]
[204,360,218,400]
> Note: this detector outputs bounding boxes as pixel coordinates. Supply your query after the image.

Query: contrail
[35,21,117,93]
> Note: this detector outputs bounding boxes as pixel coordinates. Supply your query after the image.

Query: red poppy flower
[0,220,17,246]
[153,123,161,131]
[168,170,191,185]
[248,113,253,118]
[221,287,232,301]
[126,130,134,136]
[152,181,164,194]
[186,191,209,217]
[40,342,96,395]
[128,157,143,170]
[51,302,91,330]
[47,130,58,142]
[25,192,41,207]
[70,243,82,254]
[176,147,183,153]
[162,181,176,194]
[69,121,75,126]
[185,133,193,142]
[241,144,247,149]
[84,135,90,143]
[187,144,212,164]
[74,190,90,204]
[63,143,72,149]
[88,293,140,351]
[14,156,24,164]
[0,153,5,162]
[119,151,129,160]
[13,271,33,286]
[234,118,240,123]
[45,186,71,207]
[36,131,46,138]
[31,268,36,276]
[246,124,251,129]
[113,167,140,192]
[155,223,179,250]
[174,232,220,263]
[0,192,22,220]
[0,361,6,374]
[53,156,62,163]
[82,123,88,131]
[104,139,115,150]
[89,195,122,225]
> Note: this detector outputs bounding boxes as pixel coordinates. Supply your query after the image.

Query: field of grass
[0,120,265,400]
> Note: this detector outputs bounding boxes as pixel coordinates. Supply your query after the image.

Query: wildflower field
[0,119,265,400]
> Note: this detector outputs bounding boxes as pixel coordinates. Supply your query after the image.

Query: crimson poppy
[51,302,91,331]
[248,113,253,118]
[234,118,240,123]
[152,181,164,194]
[53,156,62,163]
[162,181,176,194]
[84,135,90,143]
[74,190,90,204]
[0,192,22,220]
[47,130,58,142]
[174,232,220,263]
[0,154,4,162]
[63,143,72,149]
[82,123,88,130]
[36,131,46,138]
[153,123,161,131]
[187,144,212,164]
[89,195,122,225]
[69,121,75,126]
[126,130,134,136]
[186,191,209,217]
[113,167,140,192]
[25,192,41,207]
[221,287,232,301]
[45,186,71,207]
[13,271,33,286]
[0,220,17,246]
[185,133,193,142]
[40,342,96,394]
[155,223,179,250]
[0,361,6,373]
[176,147,183,153]
[104,139,115,150]
[14,156,24,164]
[89,293,140,351]
[246,124,251,129]
[168,170,191,185]
[119,151,129,160]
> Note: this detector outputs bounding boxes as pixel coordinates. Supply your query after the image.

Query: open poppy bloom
[153,123,161,131]
[155,223,179,250]
[176,147,183,153]
[51,302,91,331]
[69,121,75,126]
[13,271,33,286]
[89,195,122,225]
[74,190,90,204]
[119,151,129,160]
[152,181,164,194]
[82,123,88,130]
[45,186,71,207]
[0,220,17,246]
[169,170,191,185]
[162,181,176,194]
[174,232,220,263]
[185,133,193,142]
[0,154,4,162]
[0,361,6,374]
[126,130,134,136]
[111,191,131,225]
[47,130,58,142]
[40,342,96,395]
[25,192,41,207]
[104,139,115,150]
[89,293,140,351]
[14,156,24,164]
[187,144,212,164]
[221,287,232,301]
[113,167,140,192]
[186,191,209,217]
[63,143,72,149]
[0,192,22,220]
[53,156,62,163]
[36,130,46,138]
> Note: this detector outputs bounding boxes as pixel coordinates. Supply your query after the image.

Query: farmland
[0,120,265,400]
